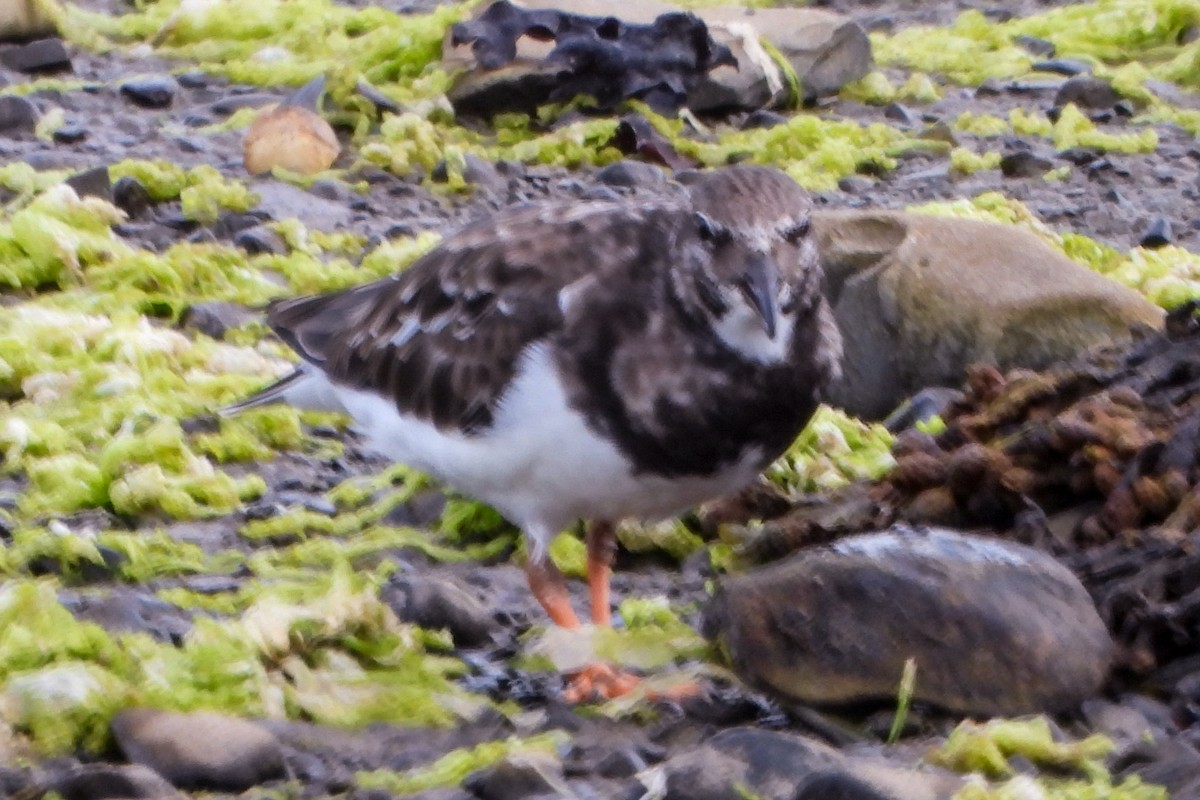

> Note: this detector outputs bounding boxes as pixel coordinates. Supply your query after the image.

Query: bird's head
[673,166,820,364]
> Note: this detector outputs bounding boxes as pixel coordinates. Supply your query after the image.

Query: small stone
[1013,34,1055,57]
[52,122,86,143]
[0,37,71,73]
[883,103,916,125]
[308,178,348,202]
[0,95,38,133]
[112,708,285,791]
[704,527,1114,716]
[1057,146,1103,165]
[837,176,874,194]
[32,764,184,800]
[594,160,666,188]
[1033,58,1092,76]
[794,770,893,800]
[232,224,286,255]
[1000,150,1054,178]
[1140,217,1173,249]
[1054,75,1120,109]
[741,110,787,130]
[383,575,498,648]
[64,165,112,201]
[112,176,153,217]
[177,71,208,88]
[464,753,571,800]
[179,301,257,340]
[120,75,178,108]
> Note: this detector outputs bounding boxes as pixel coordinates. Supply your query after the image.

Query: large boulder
[813,210,1164,419]
[703,527,1113,716]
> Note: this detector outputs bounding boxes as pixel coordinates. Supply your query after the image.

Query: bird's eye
[783,218,811,245]
[695,213,731,245]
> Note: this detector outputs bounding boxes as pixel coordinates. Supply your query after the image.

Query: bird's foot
[562,663,641,704]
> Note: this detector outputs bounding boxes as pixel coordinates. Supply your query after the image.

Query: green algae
[1051,103,1158,153]
[355,731,568,796]
[768,406,896,493]
[953,112,1010,137]
[0,564,486,754]
[950,147,1003,174]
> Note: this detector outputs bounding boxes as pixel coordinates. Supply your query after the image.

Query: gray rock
[179,301,257,340]
[594,160,665,188]
[1054,75,1120,109]
[251,180,353,232]
[112,176,152,217]
[36,764,183,800]
[112,708,285,791]
[383,575,498,648]
[999,150,1053,178]
[64,165,112,201]
[119,75,178,109]
[659,746,751,800]
[0,94,37,133]
[0,36,70,73]
[464,752,573,800]
[813,210,1164,419]
[703,527,1113,716]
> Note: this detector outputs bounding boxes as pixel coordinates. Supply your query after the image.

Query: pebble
[464,752,571,800]
[741,109,787,130]
[232,224,287,255]
[1033,58,1092,76]
[1054,75,1120,109]
[1013,34,1055,57]
[52,121,87,143]
[383,574,499,648]
[594,160,666,188]
[1139,217,1173,248]
[883,102,916,125]
[120,75,178,108]
[112,708,286,791]
[29,764,184,800]
[0,94,38,133]
[0,37,72,73]
[179,301,257,340]
[64,165,112,201]
[704,527,1114,716]
[112,175,153,217]
[1000,150,1053,178]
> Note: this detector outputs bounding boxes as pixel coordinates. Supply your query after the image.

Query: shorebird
[228,165,843,700]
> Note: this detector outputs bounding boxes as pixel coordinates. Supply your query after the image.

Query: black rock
[1058,146,1103,165]
[0,94,38,133]
[0,37,72,74]
[52,122,87,143]
[180,301,257,340]
[595,159,666,188]
[1000,150,1054,178]
[211,211,263,239]
[232,224,287,255]
[120,75,178,108]
[64,165,112,201]
[793,770,894,800]
[1013,34,1055,57]
[1140,217,1173,249]
[883,102,916,125]
[741,109,787,130]
[1054,75,1120,109]
[1033,58,1092,76]
[112,176,153,216]
[176,71,209,88]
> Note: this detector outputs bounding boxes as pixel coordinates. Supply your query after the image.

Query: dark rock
[1054,75,1120,109]
[1000,150,1053,178]
[1140,217,1173,249]
[211,93,277,115]
[52,122,86,143]
[120,75,178,109]
[704,527,1114,716]
[793,770,893,800]
[883,103,916,125]
[464,752,570,800]
[356,78,402,114]
[309,178,348,202]
[112,176,153,217]
[29,763,184,800]
[0,37,71,73]
[179,301,257,340]
[1013,34,1054,57]
[383,575,498,648]
[64,165,112,200]
[659,746,750,800]
[66,587,191,641]
[594,160,666,189]
[1033,58,1092,76]
[1057,146,1103,165]
[0,94,38,133]
[837,176,874,194]
[741,110,787,130]
[232,224,286,255]
[211,211,263,239]
[112,708,285,791]
[177,71,208,88]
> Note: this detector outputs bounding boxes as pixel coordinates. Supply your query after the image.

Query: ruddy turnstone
[228,165,843,700]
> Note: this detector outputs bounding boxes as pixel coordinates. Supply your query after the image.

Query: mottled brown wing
[266,199,685,433]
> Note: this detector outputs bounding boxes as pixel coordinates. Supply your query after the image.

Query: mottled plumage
[229,167,842,696]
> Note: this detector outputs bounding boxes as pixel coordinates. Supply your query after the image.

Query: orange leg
[587,520,617,627]
[526,557,580,629]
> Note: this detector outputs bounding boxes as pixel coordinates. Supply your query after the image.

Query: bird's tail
[221,367,344,417]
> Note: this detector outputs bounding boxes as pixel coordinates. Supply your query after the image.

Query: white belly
[328,344,766,557]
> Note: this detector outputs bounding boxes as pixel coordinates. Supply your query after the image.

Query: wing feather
[266,199,685,433]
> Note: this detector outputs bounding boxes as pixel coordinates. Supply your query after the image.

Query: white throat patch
[712,293,795,364]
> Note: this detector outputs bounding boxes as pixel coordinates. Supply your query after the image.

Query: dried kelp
[450,1,736,113]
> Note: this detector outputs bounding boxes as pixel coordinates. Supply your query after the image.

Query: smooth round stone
[120,75,178,109]
[703,527,1114,716]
